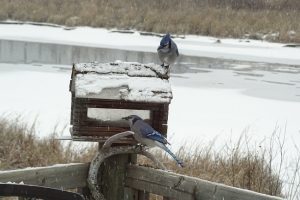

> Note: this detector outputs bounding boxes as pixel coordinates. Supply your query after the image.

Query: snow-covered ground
[0,23,300,65]
[170,66,300,153]
[0,64,71,135]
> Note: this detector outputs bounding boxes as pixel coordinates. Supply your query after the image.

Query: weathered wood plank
[126,177,192,200]
[72,126,128,132]
[73,102,162,111]
[137,190,150,200]
[125,165,283,200]
[0,163,283,199]
[0,163,89,190]
[99,154,136,200]
[74,98,165,107]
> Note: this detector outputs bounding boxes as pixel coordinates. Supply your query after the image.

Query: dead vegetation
[0,0,299,43]
[140,136,284,198]
[0,116,97,170]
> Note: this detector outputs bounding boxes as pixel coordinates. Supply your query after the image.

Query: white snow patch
[273,67,300,73]
[230,64,252,70]
[73,61,172,103]
[75,73,172,103]
[74,61,168,78]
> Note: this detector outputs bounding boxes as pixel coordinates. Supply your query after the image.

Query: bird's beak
[122,116,130,120]
[157,45,163,50]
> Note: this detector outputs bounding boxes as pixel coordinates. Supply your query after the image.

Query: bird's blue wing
[136,121,168,144]
[146,131,168,144]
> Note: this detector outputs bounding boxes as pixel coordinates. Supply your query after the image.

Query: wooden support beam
[99,154,134,200]
[138,190,150,200]
[0,163,89,190]
[125,165,283,200]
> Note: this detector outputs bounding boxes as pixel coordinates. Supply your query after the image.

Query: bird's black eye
[132,117,139,125]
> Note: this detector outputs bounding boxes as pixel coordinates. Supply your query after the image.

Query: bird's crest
[160,33,171,47]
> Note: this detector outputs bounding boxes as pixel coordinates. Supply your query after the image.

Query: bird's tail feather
[161,145,184,168]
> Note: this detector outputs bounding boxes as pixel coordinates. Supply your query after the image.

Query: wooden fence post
[138,191,150,200]
[97,143,138,200]
[97,154,152,200]
[98,154,132,200]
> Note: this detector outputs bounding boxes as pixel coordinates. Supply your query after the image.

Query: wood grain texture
[125,165,283,200]
[0,163,89,190]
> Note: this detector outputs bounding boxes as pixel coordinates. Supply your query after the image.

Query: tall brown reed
[0,0,299,42]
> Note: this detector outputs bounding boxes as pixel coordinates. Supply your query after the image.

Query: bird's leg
[161,63,170,69]
[134,143,145,151]
[166,65,170,77]
[161,63,170,78]
[142,145,150,151]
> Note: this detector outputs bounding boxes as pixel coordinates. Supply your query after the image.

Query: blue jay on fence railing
[157,33,179,69]
[122,115,184,167]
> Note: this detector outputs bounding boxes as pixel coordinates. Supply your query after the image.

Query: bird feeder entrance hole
[69,61,172,144]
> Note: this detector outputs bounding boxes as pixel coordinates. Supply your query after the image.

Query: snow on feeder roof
[69,61,172,143]
[73,61,172,103]
[74,61,168,78]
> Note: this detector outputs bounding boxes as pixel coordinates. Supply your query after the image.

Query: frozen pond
[0,60,299,151]
[170,68,300,148]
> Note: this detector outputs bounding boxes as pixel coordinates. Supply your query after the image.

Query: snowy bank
[0,23,300,65]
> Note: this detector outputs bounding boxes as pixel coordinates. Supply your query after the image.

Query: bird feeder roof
[71,61,172,103]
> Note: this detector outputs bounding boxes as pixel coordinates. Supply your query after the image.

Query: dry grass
[139,135,284,198]
[141,130,300,200]
[0,116,97,170]
[0,0,299,42]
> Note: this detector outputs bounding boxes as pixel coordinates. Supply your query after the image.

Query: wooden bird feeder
[69,61,172,144]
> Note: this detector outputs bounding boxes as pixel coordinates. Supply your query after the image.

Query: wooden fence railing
[126,165,283,200]
[0,163,89,190]
[0,163,283,200]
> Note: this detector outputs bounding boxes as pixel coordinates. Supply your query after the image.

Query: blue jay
[157,33,179,69]
[123,115,184,167]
